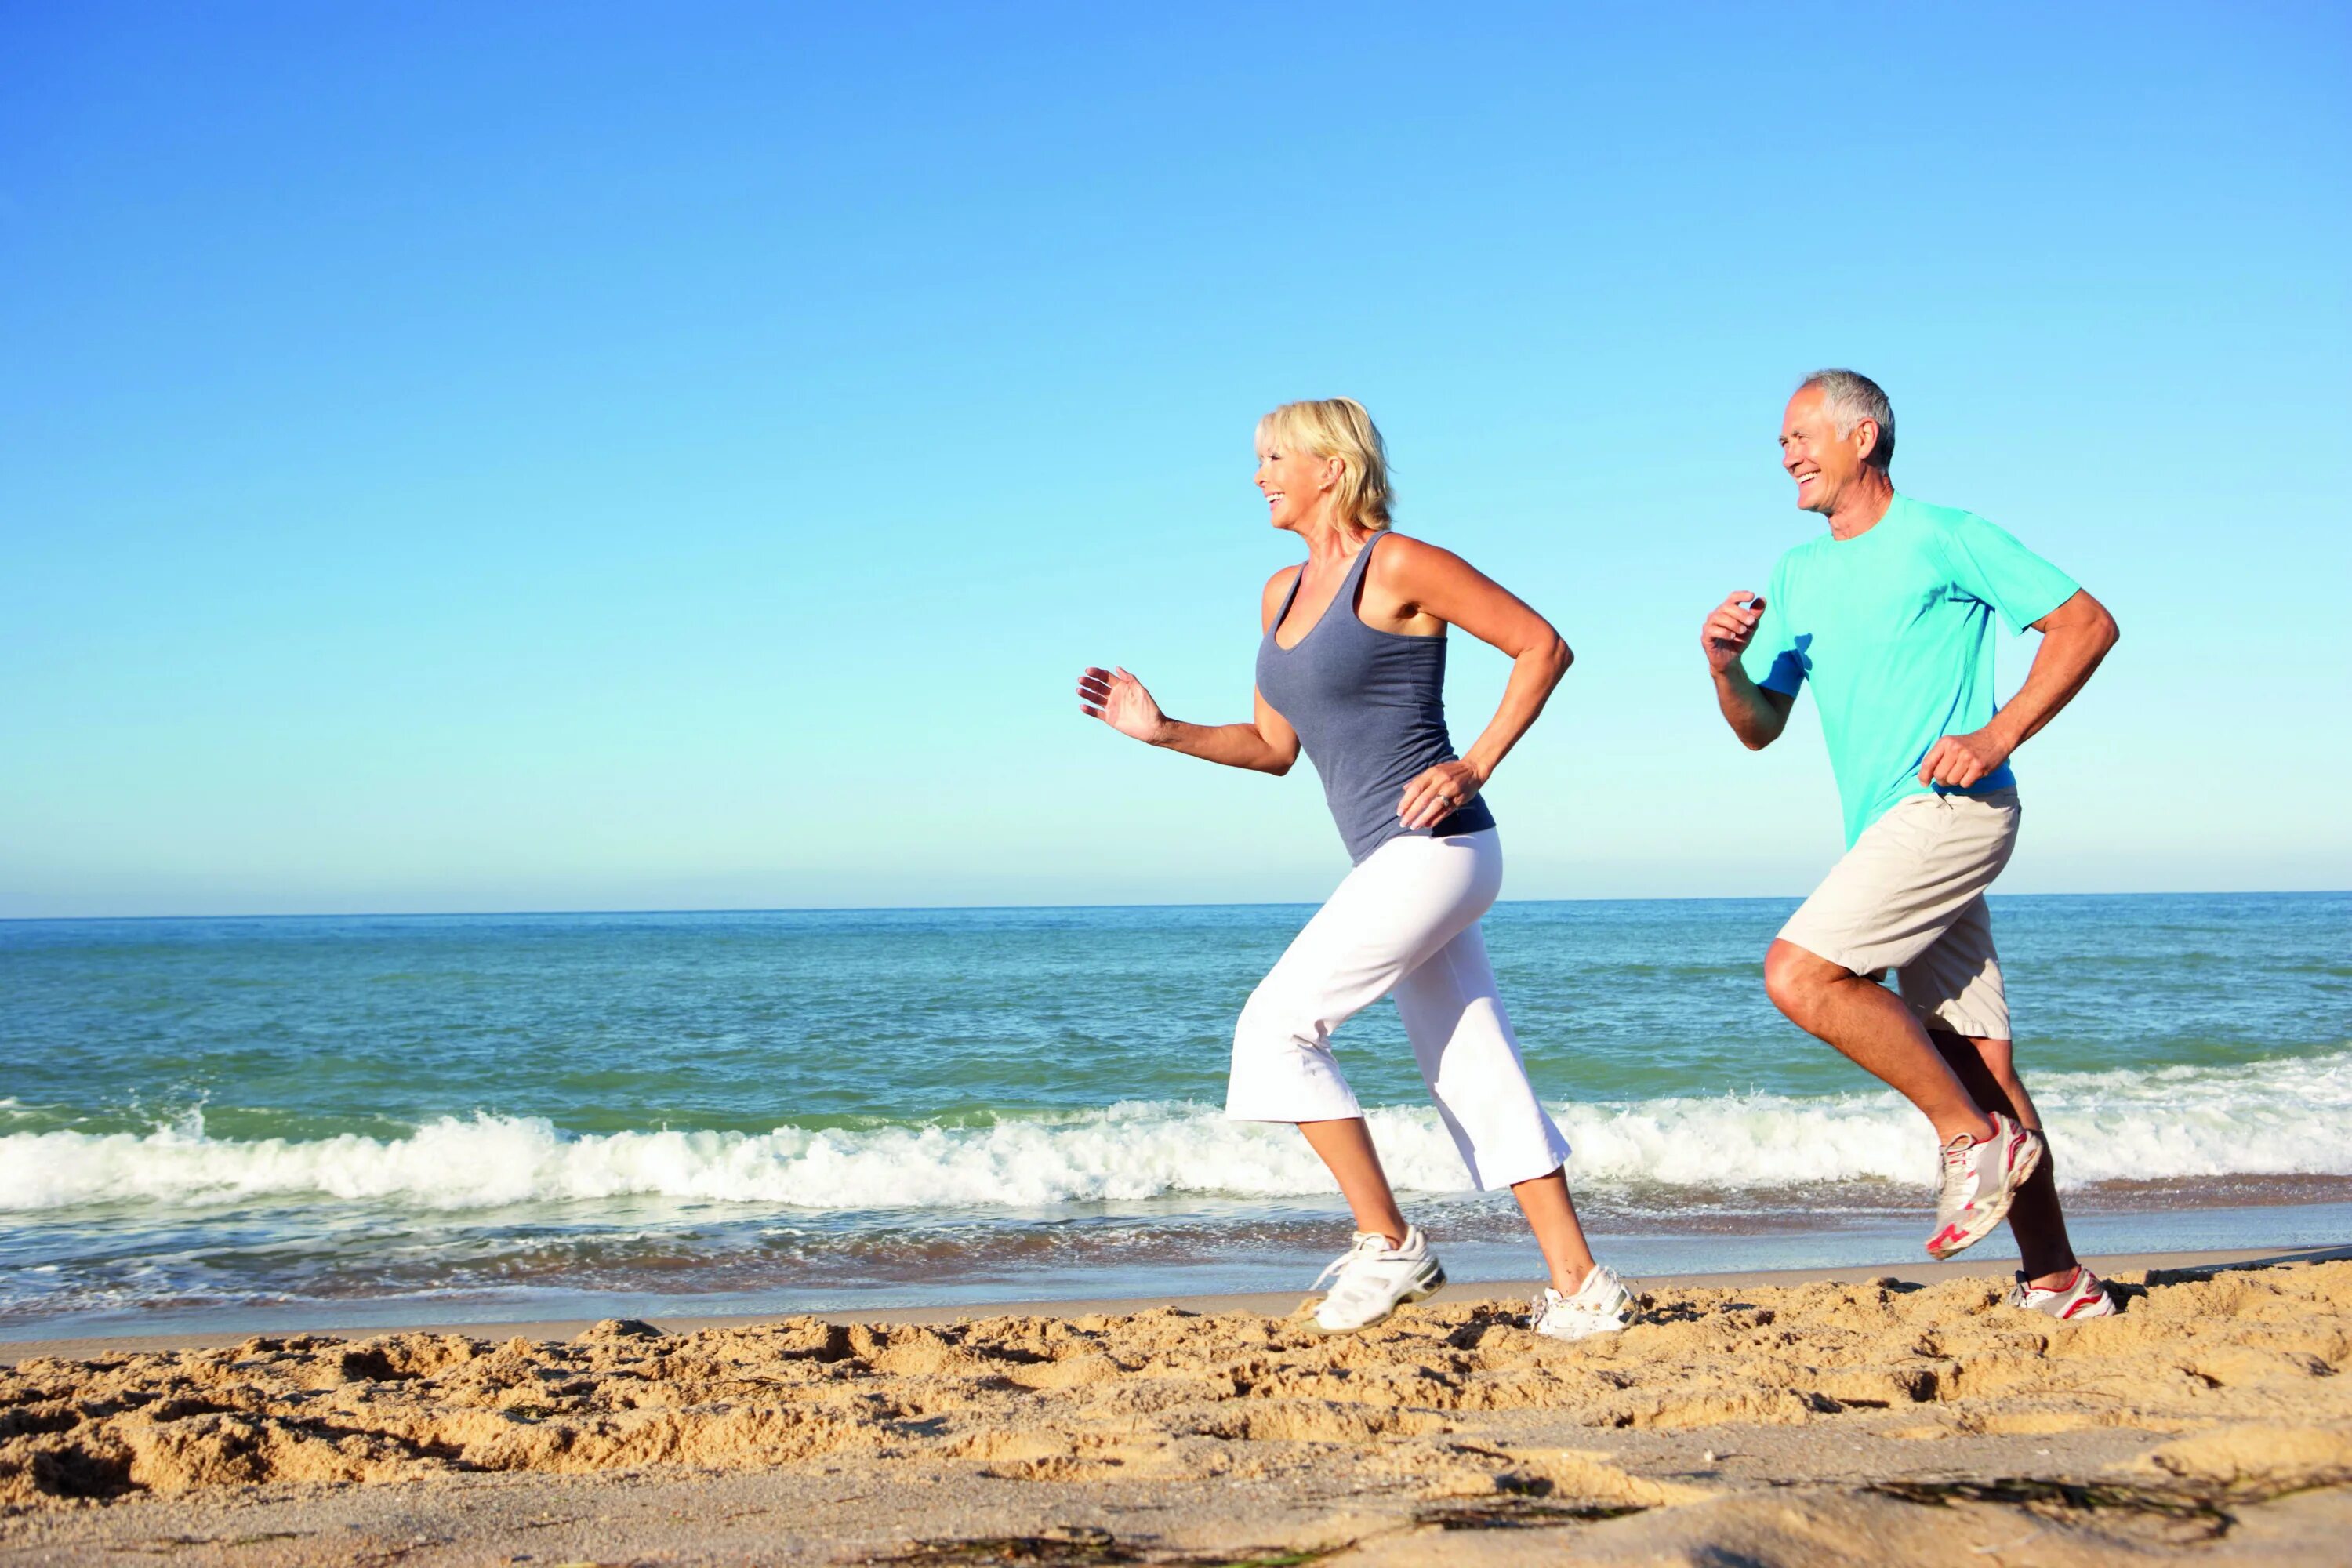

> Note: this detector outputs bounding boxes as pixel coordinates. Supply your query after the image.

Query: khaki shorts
[1779,789,2019,1040]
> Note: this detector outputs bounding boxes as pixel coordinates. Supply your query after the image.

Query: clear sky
[4,2,2347,917]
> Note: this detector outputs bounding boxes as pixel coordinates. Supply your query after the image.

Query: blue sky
[4,2,2347,916]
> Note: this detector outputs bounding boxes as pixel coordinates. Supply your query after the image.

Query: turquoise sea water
[2,892,2347,1336]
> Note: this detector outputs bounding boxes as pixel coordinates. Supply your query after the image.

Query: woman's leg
[1225,833,1500,1236]
[1395,935,1599,1292]
[1397,935,1605,1293]
[1298,1117,1410,1244]
[1388,839,1595,1293]
[1508,1168,1599,1295]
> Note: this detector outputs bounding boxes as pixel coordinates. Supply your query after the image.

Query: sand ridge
[4,1260,2350,1529]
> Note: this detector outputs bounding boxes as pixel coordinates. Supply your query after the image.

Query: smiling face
[1780,386,1879,516]
[1254,442,1341,533]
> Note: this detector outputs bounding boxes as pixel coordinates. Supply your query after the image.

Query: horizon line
[3,887,2343,925]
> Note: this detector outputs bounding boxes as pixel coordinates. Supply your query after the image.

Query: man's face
[1780,387,1876,514]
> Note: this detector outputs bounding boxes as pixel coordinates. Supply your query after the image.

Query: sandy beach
[5,1247,2350,1565]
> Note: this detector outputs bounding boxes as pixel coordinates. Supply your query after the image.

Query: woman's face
[1254,442,1338,533]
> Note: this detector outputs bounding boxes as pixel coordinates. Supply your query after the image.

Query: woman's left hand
[1397,760,1484,830]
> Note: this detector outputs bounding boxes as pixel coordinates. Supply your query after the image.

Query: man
[1702,369,2122,1319]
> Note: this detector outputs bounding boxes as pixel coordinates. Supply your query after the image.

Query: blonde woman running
[1077,398,1632,1339]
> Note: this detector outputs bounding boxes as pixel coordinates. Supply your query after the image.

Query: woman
[1076,397,1634,1338]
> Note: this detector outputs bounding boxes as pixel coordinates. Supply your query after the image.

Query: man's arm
[1703,590,1796,749]
[1918,589,2120,787]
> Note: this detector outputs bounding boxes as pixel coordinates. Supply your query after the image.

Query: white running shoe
[1310,1227,1446,1332]
[1926,1112,2045,1261]
[2005,1265,2118,1321]
[1528,1263,1638,1342]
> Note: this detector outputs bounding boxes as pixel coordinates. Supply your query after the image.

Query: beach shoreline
[6,1241,2346,1365]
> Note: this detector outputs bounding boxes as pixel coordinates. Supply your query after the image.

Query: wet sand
[4,1247,2350,1565]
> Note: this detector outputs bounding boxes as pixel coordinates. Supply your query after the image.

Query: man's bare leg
[1763,939,1997,1145]
[1298,1116,1410,1246]
[1928,1029,2080,1288]
[1510,1166,1600,1295]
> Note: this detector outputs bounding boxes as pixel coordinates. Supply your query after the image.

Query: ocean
[2,892,2346,1338]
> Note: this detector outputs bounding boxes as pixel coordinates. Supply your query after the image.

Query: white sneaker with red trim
[2005,1265,2117,1320]
[1926,1112,2045,1261]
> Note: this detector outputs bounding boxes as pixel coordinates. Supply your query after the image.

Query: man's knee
[1763,939,1840,1023]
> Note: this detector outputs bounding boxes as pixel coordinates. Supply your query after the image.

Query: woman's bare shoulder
[1368,532,1475,585]
[1260,563,1302,629]
[1261,563,1304,604]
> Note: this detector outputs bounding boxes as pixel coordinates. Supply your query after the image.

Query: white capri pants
[1224,828,1573,1190]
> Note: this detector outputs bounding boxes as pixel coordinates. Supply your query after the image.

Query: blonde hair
[1255,397,1393,532]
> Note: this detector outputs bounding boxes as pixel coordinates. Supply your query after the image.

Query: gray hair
[1798,368,1896,471]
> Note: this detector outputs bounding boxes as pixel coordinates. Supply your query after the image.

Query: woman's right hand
[1077,666,1169,744]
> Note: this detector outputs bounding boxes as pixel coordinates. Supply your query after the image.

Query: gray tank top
[1255,532,1497,864]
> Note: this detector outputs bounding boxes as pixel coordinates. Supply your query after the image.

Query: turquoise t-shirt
[1740,493,2079,848]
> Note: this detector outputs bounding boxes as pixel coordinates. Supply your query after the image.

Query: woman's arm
[1073,570,1304,775]
[1367,536,1570,829]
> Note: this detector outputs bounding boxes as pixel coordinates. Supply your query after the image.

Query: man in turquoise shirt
[1703,370,2122,1319]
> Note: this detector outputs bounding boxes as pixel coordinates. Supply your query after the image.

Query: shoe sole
[1533,1312,1630,1343]
[1926,1132,2045,1261]
[1309,1260,1447,1334]
[2009,1292,2117,1321]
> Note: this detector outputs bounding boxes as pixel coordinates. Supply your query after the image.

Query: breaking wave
[6,1051,2348,1214]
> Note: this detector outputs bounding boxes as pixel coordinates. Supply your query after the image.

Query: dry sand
[4,1251,2350,1565]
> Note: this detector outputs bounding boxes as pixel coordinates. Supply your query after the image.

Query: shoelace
[1937,1137,1975,1195]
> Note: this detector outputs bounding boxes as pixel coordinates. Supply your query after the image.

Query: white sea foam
[6,1050,2349,1214]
